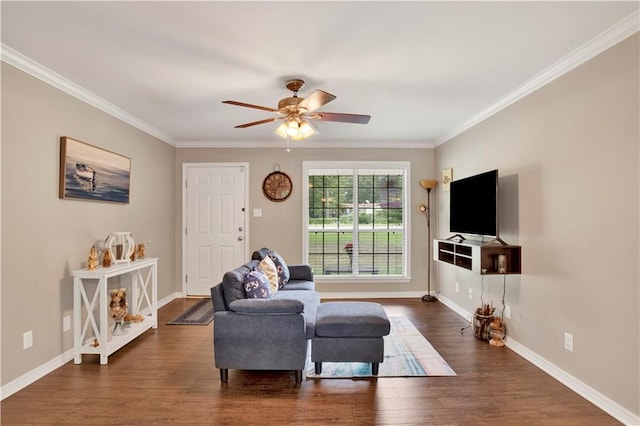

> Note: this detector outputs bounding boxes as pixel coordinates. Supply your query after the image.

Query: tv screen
[449,169,498,237]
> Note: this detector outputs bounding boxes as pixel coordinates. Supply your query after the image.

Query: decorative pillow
[258,256,279,295]
[268,250,290,289]
[242,269,272,299]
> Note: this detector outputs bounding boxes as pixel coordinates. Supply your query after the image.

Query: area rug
[167,298,214,325]
[306,316,456,378]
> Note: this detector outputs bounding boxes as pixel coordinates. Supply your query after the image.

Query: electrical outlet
[23,331,33,350]
[63,315,71,332]
[504,305,511,319]
[564,332,574,352]
[455,282,459,293]
[468,288,472,299]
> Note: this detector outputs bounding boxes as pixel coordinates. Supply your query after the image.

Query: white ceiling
[2,1,638,147]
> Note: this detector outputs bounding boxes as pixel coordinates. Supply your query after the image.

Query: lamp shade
[286,120,301,137]
[274,121,291,139]
[420,179,438,190]
[297,120,318,139]
[275,118,318,140]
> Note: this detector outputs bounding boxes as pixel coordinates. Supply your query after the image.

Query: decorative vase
[110,288,128,336]
[105,232,135,264]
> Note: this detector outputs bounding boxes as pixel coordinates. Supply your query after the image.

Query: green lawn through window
[308,231,404,276]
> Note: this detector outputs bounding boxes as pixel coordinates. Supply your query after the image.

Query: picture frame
[59,136,131,204]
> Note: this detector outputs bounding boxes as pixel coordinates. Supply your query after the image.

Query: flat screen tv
[449,169,498,237]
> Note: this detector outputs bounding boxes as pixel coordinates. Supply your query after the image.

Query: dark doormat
[167,298,213,325]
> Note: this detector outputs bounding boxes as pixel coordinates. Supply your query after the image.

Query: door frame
[181,162,250,296]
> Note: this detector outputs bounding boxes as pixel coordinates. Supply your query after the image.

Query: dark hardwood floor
[1,298,619,425]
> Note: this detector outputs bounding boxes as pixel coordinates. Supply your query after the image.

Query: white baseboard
[159,291,181,307]
[1,291,180,401]
[0,348,76,401]
[437,294,640,426]
[435,294,474,323]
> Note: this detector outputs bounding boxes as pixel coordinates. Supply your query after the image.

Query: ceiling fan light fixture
[275,118,318,140]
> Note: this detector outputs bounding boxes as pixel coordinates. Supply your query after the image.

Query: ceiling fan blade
[234,117,282,128]
[298,90,336,113]
[223,100,278,113]
[313,112,371,124]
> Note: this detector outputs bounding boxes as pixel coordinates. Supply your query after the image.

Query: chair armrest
[288,264,313,282]
[228,298,304,315]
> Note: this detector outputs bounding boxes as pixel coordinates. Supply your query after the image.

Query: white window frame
[302,161,411,283]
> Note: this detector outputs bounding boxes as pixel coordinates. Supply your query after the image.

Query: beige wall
[434,35,639,415]
[176,147,435,296]
[1,63,176,385]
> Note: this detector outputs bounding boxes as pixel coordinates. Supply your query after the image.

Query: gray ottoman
[312,302,391,375]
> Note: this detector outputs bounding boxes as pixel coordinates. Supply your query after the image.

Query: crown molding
[0,44,177,146]
[0,43,431,150]
[3,8,637,150]
[435,9,640,146]
[175,139,434,149]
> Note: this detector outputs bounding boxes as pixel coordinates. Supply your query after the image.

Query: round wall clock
[262,171,293,202]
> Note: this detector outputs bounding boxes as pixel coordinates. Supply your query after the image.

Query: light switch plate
[23,331,33,349]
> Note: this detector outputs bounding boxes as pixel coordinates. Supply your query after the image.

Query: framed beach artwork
[59,136,131,204]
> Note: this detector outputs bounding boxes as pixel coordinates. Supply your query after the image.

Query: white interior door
[184,164,247,296]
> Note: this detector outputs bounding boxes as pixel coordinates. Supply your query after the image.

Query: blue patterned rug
[306,316,456,378]
[167,298,213,325]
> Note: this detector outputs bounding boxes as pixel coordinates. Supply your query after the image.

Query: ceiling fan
[222,79,370,140]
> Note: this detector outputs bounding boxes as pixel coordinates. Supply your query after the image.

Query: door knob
[238,227,243,231]
[238,236,244,241]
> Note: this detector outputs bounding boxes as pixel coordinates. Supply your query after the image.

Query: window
[303,161,410,280]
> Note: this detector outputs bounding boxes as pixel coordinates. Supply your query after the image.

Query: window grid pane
[308,231,353,275]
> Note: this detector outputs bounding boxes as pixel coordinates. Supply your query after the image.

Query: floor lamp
[418,179,438,302]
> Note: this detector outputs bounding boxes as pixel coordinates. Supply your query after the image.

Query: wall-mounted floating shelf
[434,239,521,275]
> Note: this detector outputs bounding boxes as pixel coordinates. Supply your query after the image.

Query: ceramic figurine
[102,248,112,267]
[489,318,506,347]
[87,247,99,270]
[136,243,146,259]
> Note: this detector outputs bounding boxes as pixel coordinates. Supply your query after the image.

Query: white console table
[72,258,158,364]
